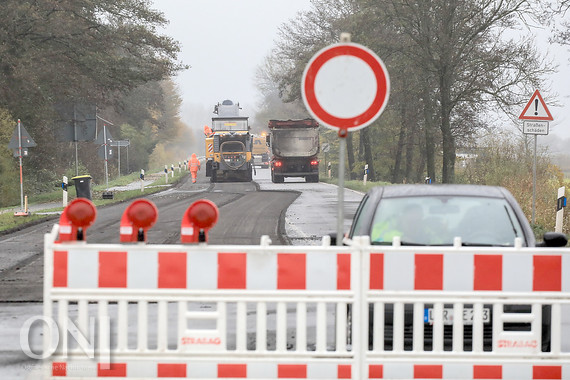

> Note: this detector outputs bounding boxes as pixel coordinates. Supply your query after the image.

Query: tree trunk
[391,121,406,183]
[346,132,355,179]
[440,71,455,183]
[404,119,415,182]
[422,85,436,183]
[361,127,375,181]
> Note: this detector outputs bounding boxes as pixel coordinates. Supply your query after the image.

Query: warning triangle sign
[8,123,37,149]
[519,90,553,121]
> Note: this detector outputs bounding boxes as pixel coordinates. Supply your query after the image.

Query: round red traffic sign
[302,43,390,132]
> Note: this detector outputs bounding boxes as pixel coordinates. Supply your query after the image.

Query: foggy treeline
[255,0,570,185]
[0,0,189,205]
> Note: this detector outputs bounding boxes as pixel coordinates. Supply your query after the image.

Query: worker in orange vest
[203,125,213,137]
[189,153,201,183]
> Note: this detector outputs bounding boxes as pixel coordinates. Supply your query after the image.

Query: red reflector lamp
[181,199,219,243]
[274,161,282,167]
[57,198,97,242]
[311,160,319,166]
[120,199,158,242]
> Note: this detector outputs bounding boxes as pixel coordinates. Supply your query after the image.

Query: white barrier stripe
[157,300,167,351]
[218,302,227,350]
[433,302,444,352]
[452,302,464,353]
[128,249,157,289]
[236,301,247,352]
[393,301,404,352]
[297,301,307,352]
[373,302,384,351]
[98,301,110,366]
[256,302,267,352]
[413,301,424,352]
[385,252,414,290]
[444,253,473,291]
[117,300,128,351]
[137,301,148,351]
[177,301,185,351]
[276,301,287,352]
[77,299,88,340]
[504,254,532,292]
[68,249,97,288]
[316,302,327,352]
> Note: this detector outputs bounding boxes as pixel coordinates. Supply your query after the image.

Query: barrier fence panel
[43,225,361,379]
[43,225,570,379]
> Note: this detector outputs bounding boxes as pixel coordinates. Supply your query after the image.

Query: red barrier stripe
[474,365,502,379]
[414,364,443,379]
[415,254,443,290]
[370,253,384,290]
[277,254,306,290]
[533,365,562,379]
[278,364,307,378]
[218,364,247,378]
[52,362,66,376]
[99,251,127,288]
[338,364,351,379]
[53,251,68,288]
[97,363,126,377]
[533,256,562,291]
[157,363,186,378]
[369,364,383,378]
[474,255,502,291]
[337,254,351,290]
[158,252,187,288]
[218,253,246,289]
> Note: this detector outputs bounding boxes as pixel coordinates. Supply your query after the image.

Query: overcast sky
[151,0,312,130]
[151,0,570,140]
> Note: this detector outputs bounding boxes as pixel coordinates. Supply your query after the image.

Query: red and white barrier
[43,199,570,379]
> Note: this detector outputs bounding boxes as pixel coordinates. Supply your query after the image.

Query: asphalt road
[0,167,364,379]
[0,168,301,302]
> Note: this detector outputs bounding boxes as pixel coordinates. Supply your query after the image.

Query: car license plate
[423,307,490,325]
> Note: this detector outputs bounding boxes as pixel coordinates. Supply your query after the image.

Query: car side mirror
[538,231,568,247]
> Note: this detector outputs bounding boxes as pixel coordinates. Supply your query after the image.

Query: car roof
[368,184,508,198]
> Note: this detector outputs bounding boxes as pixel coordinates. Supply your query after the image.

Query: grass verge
[0,170,189,233]
[320,176,391,193]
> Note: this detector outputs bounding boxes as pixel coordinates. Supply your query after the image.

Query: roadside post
[519,90,554,225]
[164,165,168,184]
[140,169,145,192]
[556,186,566,233]
[8,119,36,216]
[364,164,368,185]
[302,33,390,249]
[62,176,68,207]
[171,164,175,178]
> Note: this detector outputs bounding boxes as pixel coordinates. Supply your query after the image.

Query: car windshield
[370,195,524,246]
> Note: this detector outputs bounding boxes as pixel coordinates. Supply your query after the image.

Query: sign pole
[532,134,537,225]
[118,144,121,178]
[104,124,109,190]
[337,131,346,246]
[17,119,24,211]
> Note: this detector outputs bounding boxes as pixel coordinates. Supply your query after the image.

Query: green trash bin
[71,175,92,200]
